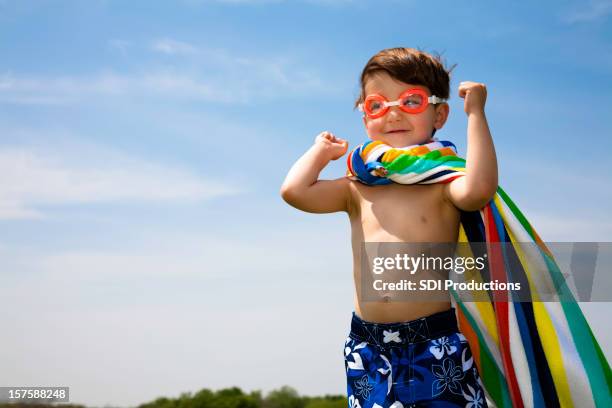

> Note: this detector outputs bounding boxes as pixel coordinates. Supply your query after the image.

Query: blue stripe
[351,147,391,185]
[420,169,456,183]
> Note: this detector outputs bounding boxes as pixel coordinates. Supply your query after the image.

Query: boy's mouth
[386,129,409,134]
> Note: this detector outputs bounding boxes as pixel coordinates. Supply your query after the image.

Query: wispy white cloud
[184,0,281,4]
[0,42,335,105]
[184,0,357,5]
[151,38,197,55]
[0,70,223,105]
[560,0,612,23]
[527,212,612,242]
[0,143,241,220]
[151,41,332,95]
[18,234,318,282]
[108,39,131,56]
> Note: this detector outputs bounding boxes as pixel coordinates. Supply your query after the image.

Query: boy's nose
[387,105,404,120]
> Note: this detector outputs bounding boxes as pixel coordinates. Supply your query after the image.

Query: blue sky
[1,1,611,406]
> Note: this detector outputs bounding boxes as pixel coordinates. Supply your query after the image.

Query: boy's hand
[314,131,349,160]
[458,81,487,116]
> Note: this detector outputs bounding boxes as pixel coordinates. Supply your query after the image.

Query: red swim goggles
[358,88,446,119]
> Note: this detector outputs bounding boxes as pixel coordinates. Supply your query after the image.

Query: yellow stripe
[381,149,403,163]
[361,141,384,157]
[532,303,575,407]
[457,225,500,347]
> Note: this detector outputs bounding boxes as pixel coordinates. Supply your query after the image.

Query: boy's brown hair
[354,47,455,109]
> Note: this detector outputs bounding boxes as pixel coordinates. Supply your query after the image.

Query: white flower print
[429,336,458,360]
[377,353,393,395]
[462,347,474,371]
[431,357,465,397]
[348,395,362,408]
[462,383,484,408]
[353,374,374,400]
[345,341,368,371]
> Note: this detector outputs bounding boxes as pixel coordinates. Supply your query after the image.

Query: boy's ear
[434,103,450,130]
[362,115,368,128]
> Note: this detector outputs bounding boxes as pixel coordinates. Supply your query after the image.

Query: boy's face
[362,72,449,147]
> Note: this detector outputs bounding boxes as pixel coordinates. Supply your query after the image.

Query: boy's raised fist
[315,131,349,160]
[458,81,487,115]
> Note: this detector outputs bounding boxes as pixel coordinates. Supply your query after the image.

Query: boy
[280,48,495,407]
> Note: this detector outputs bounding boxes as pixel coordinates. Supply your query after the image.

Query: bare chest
[349,182,460,242]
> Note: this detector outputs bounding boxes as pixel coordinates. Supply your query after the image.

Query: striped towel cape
[346,139,611,407]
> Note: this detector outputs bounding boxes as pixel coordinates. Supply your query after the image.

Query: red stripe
[484,204,524,408]
[346,150,354,176]
[440,174,463,183]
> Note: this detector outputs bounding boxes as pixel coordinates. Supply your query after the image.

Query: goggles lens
[401,92,425,110]
[364,96,386,116]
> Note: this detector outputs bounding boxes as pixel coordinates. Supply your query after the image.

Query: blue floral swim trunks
[344,308,487,408]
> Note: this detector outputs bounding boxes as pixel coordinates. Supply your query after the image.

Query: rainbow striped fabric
[346,139,611,407]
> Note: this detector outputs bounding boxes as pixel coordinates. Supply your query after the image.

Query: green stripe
[398,158,465,174]
[387,154,465,175]
[591,326,612,391]
[496,186,537,241]
[561,299,612,406]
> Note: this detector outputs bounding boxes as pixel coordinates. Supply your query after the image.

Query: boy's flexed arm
[444,81,499,211]
[280,131,352,214]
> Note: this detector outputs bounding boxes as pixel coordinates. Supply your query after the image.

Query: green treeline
[0,386,347,408]
[137,386,346,408]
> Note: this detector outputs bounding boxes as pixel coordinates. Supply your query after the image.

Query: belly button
[420,215,427,223]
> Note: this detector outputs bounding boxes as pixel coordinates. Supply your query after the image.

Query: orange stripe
[408,145,431,155]
[438,147,458,156]
[457,307,482,373]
